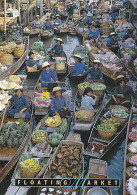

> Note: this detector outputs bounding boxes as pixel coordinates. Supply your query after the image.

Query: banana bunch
[19,158,40,168]
[45,115,62,127]
[32,130,47,145]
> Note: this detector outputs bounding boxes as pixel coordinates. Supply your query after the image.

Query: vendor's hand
[64,107,68,111]
[79,74,83,77]
[117,94,124,98]
[19,110,23,114]
[55,112,58,115]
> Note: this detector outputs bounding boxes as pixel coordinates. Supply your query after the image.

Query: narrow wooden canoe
[84,100,130,159]
[0,94,33,182]
[40,29,54,40]
[82,159,112,195]
[123,102,137,195]
[54,25,68,35]
[0,36,29,81]
[23,27,40,37]
[73,92,106,132]
[76,25,89,37]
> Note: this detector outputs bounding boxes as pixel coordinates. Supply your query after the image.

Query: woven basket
[27,66,38,72]
[98,128,116,140]
[126,166,137,179]
[19,164,41,178]
[13,45,25,57]
[127,153,137,166]
[110,105,128,124]
[128,132,137,142]
[91,83,106,96]
[75,110,94,122]
[0,53,13,64]
[128,142,137,153]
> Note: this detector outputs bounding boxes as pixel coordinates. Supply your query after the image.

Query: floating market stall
[0,12,17,31]
[123,102,137,195]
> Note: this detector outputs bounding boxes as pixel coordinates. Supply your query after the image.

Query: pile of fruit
[91,83,106,91]
[45,115,62,127]
[32,130,47,145]
[31,42,45,51]
[0,122,28,148]
[48,132,63,146]
[78,82,92,89]
[112,108,129,119]
[56,118,67,134]
[97,118,120,132]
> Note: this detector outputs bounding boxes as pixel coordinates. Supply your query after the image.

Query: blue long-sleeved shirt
[50,95,68,113]
[27,58,37,67]
[89,29,100,40]
[51,45,63,56]
[71,62,88,76]
[111,12,119,22]
[73,5,78,9]
[54,19,62,24]
[44,22,52,30]
[84,67,103,81]
[40,69,57,87]
[106,37,116,47]
[9,94,29,111]
[85,16,92,25]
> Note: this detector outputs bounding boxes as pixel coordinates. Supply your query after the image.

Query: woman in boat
[49,38,64,57]
[106,32,117,47]
[111,9,119,23]
[112,75,137,107]
[81,87,98,110]
[71,54,88,76]
[73,1,78,9]
[50,86,71,118]
[84,60,103,82]
[32,15,41,29]
[85,12,92,26]
[40,62,58,92]
[43,18,53,31]
[54,14,62,25]
[6,86,30,120]
[89,25,100,46]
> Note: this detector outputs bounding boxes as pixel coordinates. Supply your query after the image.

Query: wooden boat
[56,2,68,18]
[83,36,126,82]
[0,36,29,80]
[82,159,112,195]
[76,24,89,37]
[37,140,84,195]
[123,102,137,195]
[0,12,17,31]
[40,29,54,40]
[54,24,68,35]
[0,94,33,182]
[73,92,106,132]
[84,101,130,159]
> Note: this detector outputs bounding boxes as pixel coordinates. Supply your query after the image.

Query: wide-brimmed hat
[36,15,40,18]
[0,94,5,101]
[110,32,116,36]
[42,61,50,68]
[56,14,60,17]
[52,86,65,94]
[8,75,21,84]
[72,54,82,60]
[87,12,92,17]
[93,60,100,64]
[0,102,6,111]
[14,85,24,91]
[115,75,129,85]
[55,38,64,43]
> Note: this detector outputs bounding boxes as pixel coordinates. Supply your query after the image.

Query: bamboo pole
[17,0,21,25]
[4,0,6,33]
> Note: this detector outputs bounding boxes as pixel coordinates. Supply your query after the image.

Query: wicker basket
[13,44,25,57]
[98,128,116,140]
[27,66,38,72]
[19,164,41,178]
[126,166,137,179]
[128,132,137,142]
[128,142,137,153]
[110,105,129,124]
[75,110,94,122]
[127,153,137,166]
[91,83,106,96]
[0,53,13,64]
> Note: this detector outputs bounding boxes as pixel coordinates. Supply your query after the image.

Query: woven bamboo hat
[110,32,116,36]
[42,61,50,69]
[14,85,24,91]
[52,86,66,94]
[115,75,129,85]
[55,38,64,43]
[93,60,100,64]
[72,54,82,60]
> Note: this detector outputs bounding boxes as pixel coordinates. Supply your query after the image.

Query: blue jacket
[27,58,37,67]
[54,19,62,24]
[50,95,68,113]
[73,5,78,9]
[44,22,52,30]
[89,29,100,40]
[9,94,29,111]
[40,69,57,87]
[84,67,103,81]
[106,37,116,47]
[85,16,92,25]
[71,62,88,76]
[51,44,63,56]
[111,12,118,22]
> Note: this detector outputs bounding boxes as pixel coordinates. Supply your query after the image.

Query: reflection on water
[0,33,125,195]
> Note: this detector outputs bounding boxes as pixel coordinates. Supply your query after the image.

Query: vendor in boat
[54,14,62,25]
[40,62,58,91]
[49,38,64,57]
[50,86,71,118]
[67,2,74,16]
[73,1,78,9]
[78,17,86,27]
[84,1,90,13]
[44,18,53,31]
[27,52,39,69]
[106,32,118,48]
[112,75,137,107]
[33,15,41,29]
[85,12,92,26]
[83,60,103,82]
[71,54,88,76]
[81,87,98,110]
[111,9,119,23]
[89,25,100,46]
[6,86,30,120]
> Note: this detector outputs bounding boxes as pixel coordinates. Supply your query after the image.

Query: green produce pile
[78,82,92,89]
[91,84,106,91]
[32,130,47,145]
[40,51,45,56]
[38,96,50,101]
[56,118,67,134]
[111,108,129,119]
[48,132,63,146]
[31,42,45,51]
[97,118,120,132]
[0,123,28,148]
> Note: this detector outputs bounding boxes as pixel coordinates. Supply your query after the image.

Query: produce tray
[126,166,137,179]
[127,153,137,166]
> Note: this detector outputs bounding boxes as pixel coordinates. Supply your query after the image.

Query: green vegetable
[112,108,129,119]
[50,137,59,145]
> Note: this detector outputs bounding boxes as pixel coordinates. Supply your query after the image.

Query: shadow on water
[0,33,125,195]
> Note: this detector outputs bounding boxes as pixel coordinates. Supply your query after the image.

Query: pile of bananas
[45,115,62,127]
[19,158,40,168]
[32,130,47,145]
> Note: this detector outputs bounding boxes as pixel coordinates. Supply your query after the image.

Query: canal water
[0,33,125,195]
